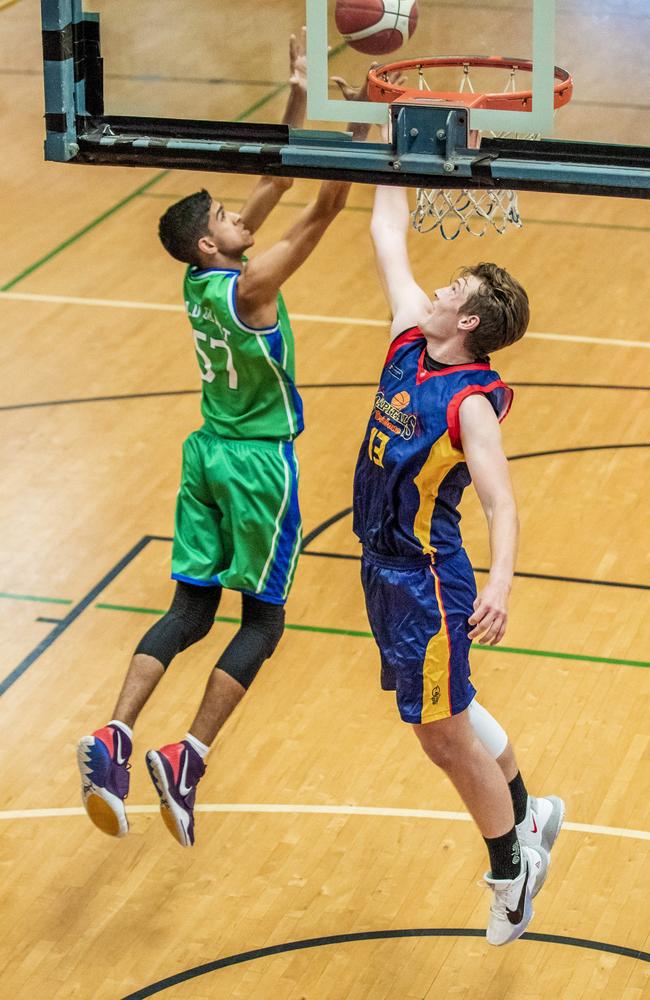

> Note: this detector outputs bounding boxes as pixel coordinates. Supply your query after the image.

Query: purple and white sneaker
[145,741,206,847]
[77,724,132,837]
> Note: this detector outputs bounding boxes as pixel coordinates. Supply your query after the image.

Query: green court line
[93,601,650,668]
[0,46,348,292]
[0,591,73,605]
[0,173,170,291]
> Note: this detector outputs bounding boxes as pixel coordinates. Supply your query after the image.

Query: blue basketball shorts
[360,548,477,724]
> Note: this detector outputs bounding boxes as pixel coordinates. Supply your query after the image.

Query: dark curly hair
[459,263,530,359]
[158,189,212,265]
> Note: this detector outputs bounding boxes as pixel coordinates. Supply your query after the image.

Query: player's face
[206,199,254,255]
[428,274,482,333]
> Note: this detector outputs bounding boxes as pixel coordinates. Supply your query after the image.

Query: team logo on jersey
[431,685,441,705]
[373,391,417,440]
[391,391,410,410]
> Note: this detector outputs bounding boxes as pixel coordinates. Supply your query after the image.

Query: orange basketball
[334,0,418,56]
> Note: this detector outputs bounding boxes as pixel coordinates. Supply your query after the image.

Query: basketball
[391,390,410,409]
[334,0,418,55]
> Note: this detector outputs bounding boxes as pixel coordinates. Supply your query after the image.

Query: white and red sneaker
[517,795,565,856]
[485,845,549,946]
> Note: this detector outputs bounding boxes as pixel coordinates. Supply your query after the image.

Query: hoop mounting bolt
[443,161,455,173]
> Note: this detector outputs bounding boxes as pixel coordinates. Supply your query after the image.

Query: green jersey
[184,266,304,440]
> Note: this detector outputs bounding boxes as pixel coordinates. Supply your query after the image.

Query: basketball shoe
[145,741,206,847]
[77,724,132,837]
[485,845,549,946]
[517,795,565,854]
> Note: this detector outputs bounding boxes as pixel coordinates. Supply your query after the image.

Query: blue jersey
[353,327,513,561]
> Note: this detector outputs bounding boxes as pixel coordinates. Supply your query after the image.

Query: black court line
[301,550,650,592]
[1,383,649,414]
[35,616,64,624]
[3,441,647,695]
[121,928,650,999]
[508,442,650,461]
[0,536,166,697]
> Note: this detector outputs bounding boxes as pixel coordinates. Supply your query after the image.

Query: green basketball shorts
[171,428,301,605]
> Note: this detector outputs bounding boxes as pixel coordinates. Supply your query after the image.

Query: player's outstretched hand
[331,64,406,103]
[289,27,308,91]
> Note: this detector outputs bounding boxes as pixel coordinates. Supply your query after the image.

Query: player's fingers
[480,614,506,645]
[330,75,352,97]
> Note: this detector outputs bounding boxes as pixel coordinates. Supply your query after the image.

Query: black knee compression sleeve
[135,581,222,669]
[215,594,285,689]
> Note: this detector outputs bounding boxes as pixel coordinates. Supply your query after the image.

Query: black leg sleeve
[134,581,222,669]
[215,594,285,689]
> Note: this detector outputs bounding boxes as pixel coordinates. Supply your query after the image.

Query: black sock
[508,771,529,825]
[484,827,521,880]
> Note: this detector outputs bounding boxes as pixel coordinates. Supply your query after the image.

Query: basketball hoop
[367,56,574,239]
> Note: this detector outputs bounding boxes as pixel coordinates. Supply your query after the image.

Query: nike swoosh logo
[531,815,538,833]
[114,729,126,766]
[506,867,529,925]
[178,751,192,797]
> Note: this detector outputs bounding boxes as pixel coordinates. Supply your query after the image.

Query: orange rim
[367,55,573,112]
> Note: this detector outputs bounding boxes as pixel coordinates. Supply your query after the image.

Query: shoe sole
[76,737,128,837]
[145,751,192,847]
[541,796,565,854]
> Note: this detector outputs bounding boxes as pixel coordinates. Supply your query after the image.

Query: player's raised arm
[459,392,519,646]
[370,183,432,339]
[238,29,308,235]
[236,78,372,325]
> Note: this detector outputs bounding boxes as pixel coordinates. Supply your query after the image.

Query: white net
[412,187,522,240]
[412,61,538,239]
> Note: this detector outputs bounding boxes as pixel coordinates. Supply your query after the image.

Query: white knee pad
[467,699,508,759]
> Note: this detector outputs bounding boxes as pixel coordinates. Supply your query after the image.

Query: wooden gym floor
[0,1,648,998]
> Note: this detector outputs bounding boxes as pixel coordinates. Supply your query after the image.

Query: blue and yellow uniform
[353,327,513,723]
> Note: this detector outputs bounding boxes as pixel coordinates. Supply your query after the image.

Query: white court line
[0,802,647,840]
[1,290,649,349]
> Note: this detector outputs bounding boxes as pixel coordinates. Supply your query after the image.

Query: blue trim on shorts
[258,442,301,604]
[171,572,223,588]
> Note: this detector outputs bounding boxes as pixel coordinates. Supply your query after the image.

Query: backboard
[41,0,650,198]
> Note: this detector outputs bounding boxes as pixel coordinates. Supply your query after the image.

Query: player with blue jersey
[76,34,371,848]
[357,183,565,946]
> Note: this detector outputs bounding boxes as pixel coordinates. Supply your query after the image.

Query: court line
[2,381,649,414]
[0,536,155,696]
[0,45,347,292]
[1,291,649,349]
[0,590,72,604]
[0,174,170,291]
[122,930,650,1000]
[138,190,650,234]
[92,601,650,669]
[0,803,647,840]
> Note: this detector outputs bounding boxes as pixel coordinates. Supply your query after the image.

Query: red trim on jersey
[384,326,424,366]
[446,380,514,450]
[416,356,491,385]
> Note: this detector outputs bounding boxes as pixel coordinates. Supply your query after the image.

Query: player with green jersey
[76,34,372,848]
[174,266,303,603]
